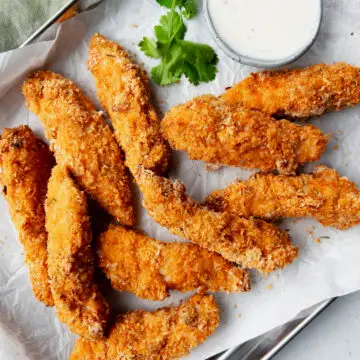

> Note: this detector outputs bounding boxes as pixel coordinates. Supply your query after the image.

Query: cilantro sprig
[139,0,218,86]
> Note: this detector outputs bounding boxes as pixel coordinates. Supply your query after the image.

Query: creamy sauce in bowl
[206,0,322,66]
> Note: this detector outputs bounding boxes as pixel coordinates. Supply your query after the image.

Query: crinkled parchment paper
[1,1,360,359]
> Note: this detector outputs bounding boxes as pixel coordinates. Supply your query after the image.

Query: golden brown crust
[222,63,360,118]
[0,125,54,306]
[88,33,171,175]
[22,70,134,226]
[135,168,298,274]
[162,95,328,174]
[97,224,250,300]
[45,165,109,339]
[70,294,219,360]
[205,165,360,230]
[56,4,78,23]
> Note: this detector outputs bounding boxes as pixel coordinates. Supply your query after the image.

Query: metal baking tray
[213,298,335,360]
[19,0,78,48]
[20,0,104,48]
[19,2,335,359]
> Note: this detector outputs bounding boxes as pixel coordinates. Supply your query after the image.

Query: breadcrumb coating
[88,33,171,174]
[70,294,219,360]
[0,125,54,306]
[205,165,360,230]
[97,225,250,300]
[222,63,360,119]
[22,70,134,226]
[135,168,298,274]
[46,165,109,339]
[162,95,328,174]
[56,4,78,23]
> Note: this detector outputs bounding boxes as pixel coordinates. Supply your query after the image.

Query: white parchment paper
[1,1,360,359]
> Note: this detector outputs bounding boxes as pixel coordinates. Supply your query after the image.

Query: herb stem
[169,0,178,44]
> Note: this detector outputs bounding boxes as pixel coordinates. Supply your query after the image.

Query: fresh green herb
[155,0,196,19]
[139,0,218,86]
[318,236,330,240]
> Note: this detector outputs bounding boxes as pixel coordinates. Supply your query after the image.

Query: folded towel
[0,0,78,52]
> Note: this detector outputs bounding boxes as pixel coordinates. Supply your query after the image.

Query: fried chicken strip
[0,125,54,306]
[22,70,134,226]
[205,165,360,230]
[88,33,171,174]
[46,165,109,339]
[162,95,328,174]
[56,4,78,23]
[97,224,250,301]
[222,63,360,119]
[70,294,219,360]
[135,168,298,274]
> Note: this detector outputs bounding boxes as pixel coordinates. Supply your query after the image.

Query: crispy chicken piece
[162,95,328,174]
[88,33,171,175]
[205,165,360,230]
[97,225,250,300]
[135,168,298,274]
[45,165,109,339]
[56,4,78,23]
[70,294,219,360]
[0,126,54,306]
[222,63,360,119]
[22,70,134,226]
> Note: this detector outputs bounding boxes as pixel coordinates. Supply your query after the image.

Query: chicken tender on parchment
[22,70,134,226]
[222,63,360,119]
[97,224,250,301]
[135,168,298,274]
[88,33,171,174]
[70,294,219,360]
[46,165,109,339]
[162,95,328,174]
[0,125,54,306]
[205,165,360,230]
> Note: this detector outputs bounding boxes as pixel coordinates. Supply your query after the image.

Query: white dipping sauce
[208,0,321,61]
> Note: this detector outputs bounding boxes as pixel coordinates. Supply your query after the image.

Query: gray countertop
[274,291,360,360]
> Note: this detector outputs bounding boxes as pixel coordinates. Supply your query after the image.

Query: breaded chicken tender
[0,125,54,306]
[162,95,328,174]
[97,225,250,300]
[46,165,109,339]
[22,70,134,226]
[222,63,360,119]
[70,294,219,360]
[88,33,171,174]
[56,4,78,23]
[205,165,360,230]
[135,168,298,274]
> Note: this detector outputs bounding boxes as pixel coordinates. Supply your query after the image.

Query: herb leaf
[156,0,173,7]
[181,0,196,19]
[156,0,196,19]
[150,41,218,86]
[151,44,184,85]
[177,40,218,84]
[138,37,162,58]
[139,0,217,86]
[154,11,186,44]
